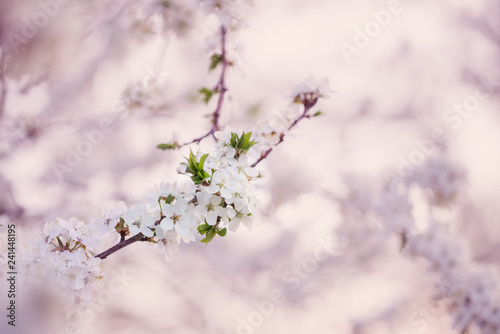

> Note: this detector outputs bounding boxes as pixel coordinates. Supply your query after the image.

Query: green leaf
[242,132,251,145]
[313,111,323,117]
[198,153,209,169]
[199,87,214,105]
[201,229,217,244]
[183,150,211,184]
[188,151,199,173]
[209,53,223,71]
[216,227,227,237]
[188,150,196,167]
[184,165,194,175]
[157,143,177,150]
[227,132,258,155]
[230,132,238,147]
[197,223,212,235]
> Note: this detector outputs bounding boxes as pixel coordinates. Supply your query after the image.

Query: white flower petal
[206,184,219,194]
[175,222,191,237]
[206,211,218,225]
[226,207,236,219]
[160,217,174,231]
[141,226,154,238]
[220,188,233,199]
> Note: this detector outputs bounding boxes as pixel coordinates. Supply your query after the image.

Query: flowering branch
[95,94,323,261]
[93,83,330,263]
[178,26,229,147]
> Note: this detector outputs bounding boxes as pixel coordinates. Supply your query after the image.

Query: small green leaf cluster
[228,131,257,157]
[209,53,223,71]
[197,222,227,244]
[183,150,211,184]
[199,87,216,105]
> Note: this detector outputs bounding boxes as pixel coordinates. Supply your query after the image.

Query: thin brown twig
[178,26,229,148]
[94,232,149,259]
[95,215,166,260]
[251,95,319,167]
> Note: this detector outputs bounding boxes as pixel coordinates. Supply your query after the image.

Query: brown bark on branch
[95,233,149,259]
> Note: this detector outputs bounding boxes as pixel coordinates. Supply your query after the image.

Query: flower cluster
[97,130,261,258]
[21,218,103,305]
[159,130,261,248]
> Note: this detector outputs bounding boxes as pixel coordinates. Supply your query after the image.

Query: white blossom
[288,76,335,99]
[88,201,127,236]
[122,203,160,237]
[159,199,197,242]
[195,191,226,225]
[20,218,104,307]
[157,229,181,261]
